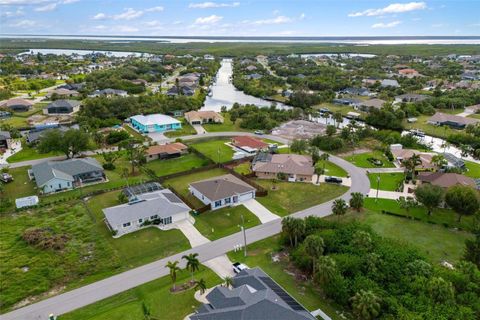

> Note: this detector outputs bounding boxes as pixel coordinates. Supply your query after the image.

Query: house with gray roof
[29,157,105,194]
[88,88,128,98]
[103,189,190,236]
[189,174,256,210]
[0,130,12,149]
[380,79,400,88]
[190,267,315,320]
[44,100,81,115]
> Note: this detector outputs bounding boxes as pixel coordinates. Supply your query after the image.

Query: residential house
[461,72,480,81]
[0,98,33,112]
[442,153,465,169]
[231,136,268,154]
[428,112,479,129]
[130,114,182,133]
[103,188,191,236]
[380,79,400,88]
[332,98,361,107]
[58,83,85,91]
[88,88,128,98]
[395,93,430,103]
[252,153,314,182]
[362,77,380,86]
[338,87,373,97]
[184,110,224,125]
[145,142,188,162]
[245,73,263,80]
[190,267,316,320]
[204,54,215,60]
[189,174,256,210]
[0,131,12,149]
[29,157,105,194]
[43,100,81,115]
[246,65,257,71]
[398,68,422,78]
[46,88,80,99]
[418,172,477,189]
[390,146,435,170]
[358,98,386,112]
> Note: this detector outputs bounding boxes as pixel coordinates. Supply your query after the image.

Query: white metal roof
[130,114,180,126]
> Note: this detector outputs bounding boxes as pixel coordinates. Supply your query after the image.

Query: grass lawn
[190,139,234,163]
[163,168,228,209]
[61,265,221,320]
[163,118,197,138]
[404,114,458,139]
[144,153,209,177]
[228,235,344,319]
[86,191,191,268]
[7,140,61,163]
[233,162,251,175]
[2,166,36,200]
[332,209,472,264]
[317,160,348,177]
[343,150,394,168]
[465,160,480,178]
[203,113,248,132]
[367,172,405,191]
[255,180,348,216]
[364,198,475,232]
[0,116,30,128]
[0,204,119,311]
[194,205,260,241]
[122,125,147,142]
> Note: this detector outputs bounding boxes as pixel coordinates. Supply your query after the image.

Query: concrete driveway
[204,255,235,278]
[192,124,206,134]
[241,199,280,224]
[173,219,209,247]
[147,132,168,143]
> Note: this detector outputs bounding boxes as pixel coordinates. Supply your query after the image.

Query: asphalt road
[0,134,369,320]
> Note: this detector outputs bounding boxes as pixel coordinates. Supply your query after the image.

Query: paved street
[0,133,369,320]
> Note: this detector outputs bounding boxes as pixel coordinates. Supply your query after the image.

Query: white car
[232,262,249,274]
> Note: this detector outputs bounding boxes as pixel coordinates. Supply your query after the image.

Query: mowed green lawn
[86,191,191,268]
[144,153,209,177]
[190,139,234,163]
[228,235,344,320]
[61,265,221,320]
[163,118,197,138]
[233,162,251,175]
[343,150,394,168]
[465,160,480,178]
[367,172,405,191]
[317,160,348,177]
[7,140,61,163]
[194,205,260,241]
[202,113,247,132]
[163,168,229,209]
[255,180,348,216]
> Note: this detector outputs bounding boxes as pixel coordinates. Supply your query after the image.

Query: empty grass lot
[343,150,394,168]
[163,118,197,138]
[255,180,348,216]
[7,140,61,163]
[190,139,234,163]
[233,162,251,175]
[61,265,221,320]
[202,113,247,132]
[163,168,229,209]
[86,191,191,268]
[465,160,480,178]
[317,160,348,177]
[144,153,209,177]
[367,172,405,191]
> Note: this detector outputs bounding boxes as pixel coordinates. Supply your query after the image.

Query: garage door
[239,192,253,202]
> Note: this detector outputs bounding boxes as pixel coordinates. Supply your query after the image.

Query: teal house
[130,114,182,133]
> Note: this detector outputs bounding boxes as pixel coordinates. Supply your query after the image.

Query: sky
[0,0,479,37]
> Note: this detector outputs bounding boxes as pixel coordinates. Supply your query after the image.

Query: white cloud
[113,8,143,20]
[189,2,239,9]
[9,19,36,27]
[371,20,402,28]
[92,12,106,20]
[62,0,79,3]
[349,2,426,17]
[252,15,293,25]
[0,0,49,4]
[144,20,162,27]
[0,7,24,17]
[145,6,163,12]
[34,2,56,11]
[195,14,223,24]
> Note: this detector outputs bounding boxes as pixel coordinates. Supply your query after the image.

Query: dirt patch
[336,148,371,157]
[13,285,66,310]
[271,120,327,140]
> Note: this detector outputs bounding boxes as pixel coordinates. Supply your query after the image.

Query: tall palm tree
[291,218,306,247]
[166,260,181,291]
[319,153,330,171]
[182,253,200,283]
[431,154,446,170]
[316,256,337,285]
[349,192,364,212]
[314,166,324,184]
[350,290,381,320]
[311,146,320,165]
[223,276,234,288]
[332,199,348,216]
[195,278,207,295]
[334,111,343,128]
[304,235,325,274]
[321,112,330,125]
[281,217,295,247]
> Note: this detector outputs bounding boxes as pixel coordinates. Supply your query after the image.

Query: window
[214,200,222,207]
[138,219,143,223]
[164,216,172,224]
[150,215,158,219]
[59,183,62,189]
[225,197,231,204]
[123,222,131,228]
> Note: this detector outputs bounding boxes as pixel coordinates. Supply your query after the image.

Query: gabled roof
[428,112,478,126]
[0,98,33,108]
[46,99,81,109]
[130,114,181,126]
[252,154,314,176]
[189,174,256,202]
[360,98,386,109]
[232,136,268,149]
[418,172,476,188]
[146,142,187,156]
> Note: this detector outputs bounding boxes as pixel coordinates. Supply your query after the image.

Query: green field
[61,265,221,320]
[343,150,394,168]
[464,160,480,178]
[194,205,260,241]
[255,180,348,216]
[367,172,405,191]
[163,168,228,209]
[190,139,234,163]
[163,119,197,138]
[232,162,251,175]
[317,160,348,177]
[144,153,209,177]
[202,113,247,132]
[7,141,61,163]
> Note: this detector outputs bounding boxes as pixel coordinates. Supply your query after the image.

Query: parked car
[0,172,13,183]
[233,262,249,274]
[324,176,343,184]
[254,130,264,135]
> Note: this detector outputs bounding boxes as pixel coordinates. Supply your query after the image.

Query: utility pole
[376,175,380,202]
[241,214,247,257]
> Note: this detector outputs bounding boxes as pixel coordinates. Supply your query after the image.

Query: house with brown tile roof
[145,142,188,162]
[390,148,435,170]
[0,98,34,112]
[428,112,478,129]
[252,154,314,182]
[184,111,224,125]
[232,136,268,152]
[189,174,256,210]
[418,172,477,189]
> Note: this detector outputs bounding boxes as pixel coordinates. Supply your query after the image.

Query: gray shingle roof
[31,157,103,187]
[46,99,81,109]
[0,130,11,139]
[189,174,256,202]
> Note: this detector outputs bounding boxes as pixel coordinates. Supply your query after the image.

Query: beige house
[184,111,224,125]
[390,147,435,170]
[252,153,314,182]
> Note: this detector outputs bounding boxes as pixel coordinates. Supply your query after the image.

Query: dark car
[324,176,343,184]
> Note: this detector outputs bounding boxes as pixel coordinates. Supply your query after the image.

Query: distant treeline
[1,39,480,56]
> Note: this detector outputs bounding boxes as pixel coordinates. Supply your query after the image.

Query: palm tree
[166,260,181,291]
[195,278,207,295]
[321,112,330,124]
[314,166,324,184]
[291,218,306,247]
[316,256,337,285]
[223,276,234,288]
[349,192,364,212]
[460,144,471,159]
[281,217,295,247]
[311,146,320,165]
[402,158,416,181]
[304,235,325,274]
[334,111,343,128]
[182,253,200,283]
[332,199,348,216]
[431,154,446,170]
[351,290,381,320]
[319,153,330,171]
